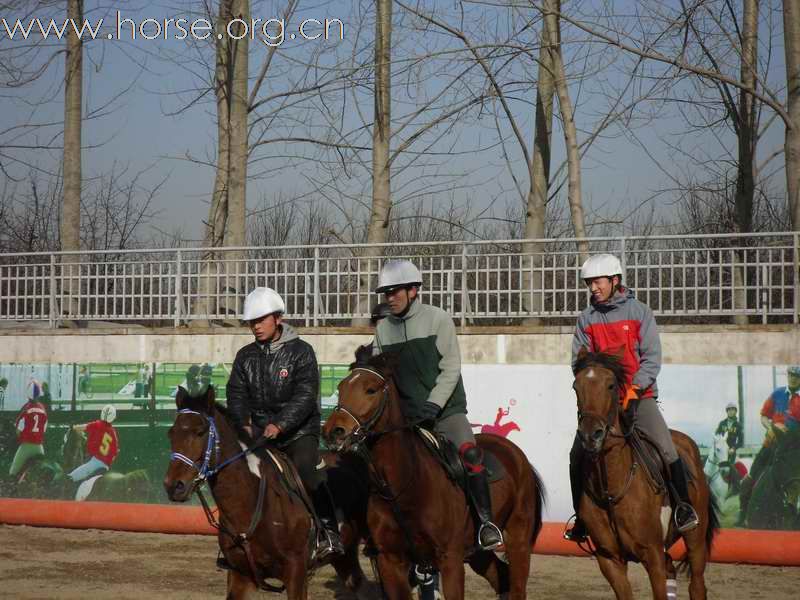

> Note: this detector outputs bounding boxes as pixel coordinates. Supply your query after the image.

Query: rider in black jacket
[227,287,343,559]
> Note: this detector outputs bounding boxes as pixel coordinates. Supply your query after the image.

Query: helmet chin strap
[394,288,417,319]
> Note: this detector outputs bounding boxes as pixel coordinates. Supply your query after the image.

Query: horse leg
[331,545,367,599]
[226,570,256,600]
[376,552,414,600]
[467,551,509,598]
[438,553,465,600]
[595,556,633,600]
[664,553,678,600]
[283,557,309,600]
[683,529,709,600]
[641,546,669,600]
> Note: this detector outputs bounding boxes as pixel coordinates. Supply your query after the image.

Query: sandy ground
[0,525,798,599]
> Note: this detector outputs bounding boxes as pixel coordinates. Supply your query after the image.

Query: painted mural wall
[1,361,797,531]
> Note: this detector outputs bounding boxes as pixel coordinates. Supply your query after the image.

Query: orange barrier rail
[2,499,799,566]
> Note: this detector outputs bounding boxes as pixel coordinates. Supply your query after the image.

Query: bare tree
[784,0,800,229]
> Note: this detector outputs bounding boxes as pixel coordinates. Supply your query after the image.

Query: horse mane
[180,390,254,446]
[349,344,398,376]
[573,350,627,392]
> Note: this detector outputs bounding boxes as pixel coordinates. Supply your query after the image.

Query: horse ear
[354,343,373,365]
[577,346,589,360]
[205,384,216,411]
[175,386,187,409]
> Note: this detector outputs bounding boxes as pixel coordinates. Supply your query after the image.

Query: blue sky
[0,0,789,244]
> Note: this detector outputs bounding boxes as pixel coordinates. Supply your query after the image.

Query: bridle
[169,408,262,486]
[330,367,391,450]
[167,407,283,593]
[330,365,428,567]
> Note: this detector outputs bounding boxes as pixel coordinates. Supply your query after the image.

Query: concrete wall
[0,325,796,365]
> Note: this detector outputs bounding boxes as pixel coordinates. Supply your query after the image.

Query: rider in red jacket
[564,254,700,543]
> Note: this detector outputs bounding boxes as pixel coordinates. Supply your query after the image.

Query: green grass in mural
[73,363,349,405]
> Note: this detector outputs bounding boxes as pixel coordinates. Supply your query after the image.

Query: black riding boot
[467,470,504,550]
[564,459,588,543]
[669,458,700,533]
[311,482,345,558]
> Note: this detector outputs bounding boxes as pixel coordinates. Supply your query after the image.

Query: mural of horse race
[1,360,797,533]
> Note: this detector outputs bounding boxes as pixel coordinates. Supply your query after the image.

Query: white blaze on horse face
[585,368,596,379]
[239,442,262,478]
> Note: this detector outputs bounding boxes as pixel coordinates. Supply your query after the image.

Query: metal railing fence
[0,232,797,327]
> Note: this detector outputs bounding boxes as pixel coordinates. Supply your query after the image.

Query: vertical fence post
[619,237,627,279]
[313,246,320,327]
[794,231,799,325]
[49,253,56,328]
[174,249,183,328]
[461,243,468,327]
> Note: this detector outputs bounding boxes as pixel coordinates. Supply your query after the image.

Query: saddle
[415,427,506,487]
[620,413,692,496]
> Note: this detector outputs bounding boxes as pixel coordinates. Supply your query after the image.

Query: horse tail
[529,464,546,545]
[705,491,720,555]
[677,490,720,573]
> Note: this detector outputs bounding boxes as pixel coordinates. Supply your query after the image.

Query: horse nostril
[592,429,604,441]
[332,427,345,441]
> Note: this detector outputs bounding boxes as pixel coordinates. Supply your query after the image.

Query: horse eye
[196,429,206,437]
[608,384,615,390]
[366,388,377,395]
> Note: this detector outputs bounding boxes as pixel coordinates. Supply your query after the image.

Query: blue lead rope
[169,408,264,481]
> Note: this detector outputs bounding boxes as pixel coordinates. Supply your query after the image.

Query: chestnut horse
[163,385,371,600]
[323,347,545,600]
[573,349,719,600]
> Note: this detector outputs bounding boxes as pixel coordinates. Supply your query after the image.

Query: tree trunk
[222,0,249,322]
[732,0,759,324]
[545,0,589,260]
[353,0,392,325]
[523,14,556,323]
[784,0,800,230]
[60,0,83,321]
[193,0,236,327]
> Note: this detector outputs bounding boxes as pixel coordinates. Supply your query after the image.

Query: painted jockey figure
[68,404,120,483]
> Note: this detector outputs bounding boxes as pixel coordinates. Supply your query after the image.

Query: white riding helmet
[788,366,800,377]
[100,404,117,423]
[376,260,423,294]
[726,402,737,411]
[581,254,623,281]
[242,287,285,321]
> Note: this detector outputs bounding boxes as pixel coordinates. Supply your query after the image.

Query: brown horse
[163,385,371,600]
[323,347,545,600]
[573,348,719,600]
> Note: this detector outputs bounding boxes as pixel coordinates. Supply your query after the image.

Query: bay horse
[163,385,371,600]
[573,348,719,600]
[323,346,545,600]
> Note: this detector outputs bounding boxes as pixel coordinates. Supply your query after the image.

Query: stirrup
[674,503,700,533]
[563,517,588,543]
[315,528,344,560]
[478,521,504,550]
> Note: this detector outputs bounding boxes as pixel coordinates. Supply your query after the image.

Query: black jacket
[226,324,321,446]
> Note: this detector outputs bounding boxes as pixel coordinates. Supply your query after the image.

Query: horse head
[61,426,86,473]
[572,346,627,455]
[710,434,728,465]
[323,344,402,452]
[771,429,800,515]
[163,384,219,502]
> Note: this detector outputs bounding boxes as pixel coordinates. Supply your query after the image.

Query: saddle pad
[415,427,506,484]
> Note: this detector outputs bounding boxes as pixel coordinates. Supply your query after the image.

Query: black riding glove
[419,401,441,423]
